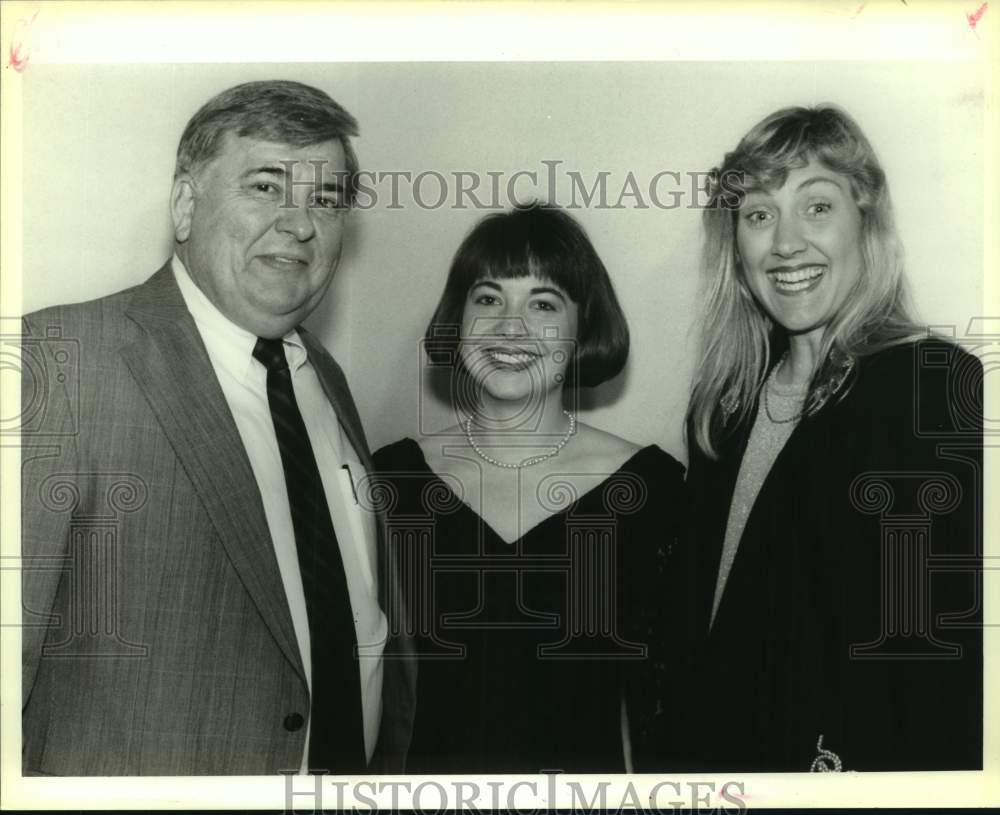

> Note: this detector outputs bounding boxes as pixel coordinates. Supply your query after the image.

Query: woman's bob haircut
[687,104,923,458]
[425,203,630,389]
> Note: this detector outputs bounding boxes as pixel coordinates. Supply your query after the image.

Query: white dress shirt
[173,256,385,770]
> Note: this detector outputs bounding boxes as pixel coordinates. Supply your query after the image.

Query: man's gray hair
[174,80,360,203]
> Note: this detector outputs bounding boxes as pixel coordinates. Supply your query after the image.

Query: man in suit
[20,80,414,775]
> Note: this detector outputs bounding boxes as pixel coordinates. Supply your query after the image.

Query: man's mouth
[258,253,310,268]
[768,264,826,294]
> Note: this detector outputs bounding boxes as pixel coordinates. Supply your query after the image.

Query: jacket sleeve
[627,449,688,771]
[20,311,83,707]
[834,341,983,770]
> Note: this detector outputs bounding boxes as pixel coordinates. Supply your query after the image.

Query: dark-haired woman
[665,105,982,772]
[372,204,684,773]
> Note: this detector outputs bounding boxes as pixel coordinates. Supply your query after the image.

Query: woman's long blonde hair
[688,105,925,459]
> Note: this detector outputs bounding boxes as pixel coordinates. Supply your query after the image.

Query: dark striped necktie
[252,337,365,773]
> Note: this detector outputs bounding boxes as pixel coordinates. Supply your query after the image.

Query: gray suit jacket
[21,263,415,775]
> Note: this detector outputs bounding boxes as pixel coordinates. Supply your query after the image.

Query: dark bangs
[453,205,589,303]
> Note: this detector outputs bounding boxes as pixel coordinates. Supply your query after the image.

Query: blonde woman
[668,106,982,772]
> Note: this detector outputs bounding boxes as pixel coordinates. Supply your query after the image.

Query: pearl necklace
[464,410,577,469]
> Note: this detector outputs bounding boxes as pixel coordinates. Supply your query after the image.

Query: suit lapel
[121,264,305,682]
[299,328,372,469]
[301,325,419,767]
[297,329,408,633]
[298,328,388,602]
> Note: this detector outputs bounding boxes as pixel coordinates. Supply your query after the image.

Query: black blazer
[661,339,982,772]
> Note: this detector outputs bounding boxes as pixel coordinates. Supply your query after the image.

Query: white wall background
[21,61,984,462]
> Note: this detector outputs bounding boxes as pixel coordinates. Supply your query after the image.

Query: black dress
[664,340,983,772]
[372,440,684,774]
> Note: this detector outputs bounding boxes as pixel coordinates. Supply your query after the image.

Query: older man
[20,80,414,775]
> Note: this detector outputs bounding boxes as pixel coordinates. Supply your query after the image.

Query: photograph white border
[1,1,996,810]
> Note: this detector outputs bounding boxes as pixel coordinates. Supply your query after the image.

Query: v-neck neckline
[401,439,656,546]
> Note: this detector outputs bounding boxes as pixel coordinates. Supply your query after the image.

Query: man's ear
[170,175,196,242]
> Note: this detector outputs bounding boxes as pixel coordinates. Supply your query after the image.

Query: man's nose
[771,215,806,257]
[275,203,316,242]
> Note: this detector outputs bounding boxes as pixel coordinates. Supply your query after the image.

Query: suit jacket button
[283,713,305,732]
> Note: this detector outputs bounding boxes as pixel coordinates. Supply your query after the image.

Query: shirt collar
[171,254,308,381]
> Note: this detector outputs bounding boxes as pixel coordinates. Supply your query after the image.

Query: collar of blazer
[296,325,373,473]
[296,324,390,611]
